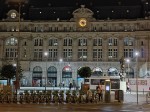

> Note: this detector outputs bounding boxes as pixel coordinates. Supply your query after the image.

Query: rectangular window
[113,49,118,58]
[93,49,102,61]
[49,49,57,61]
[78,49,87,61]
[63,49,72,61]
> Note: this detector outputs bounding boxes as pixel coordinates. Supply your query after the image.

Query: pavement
[19,87,150,105]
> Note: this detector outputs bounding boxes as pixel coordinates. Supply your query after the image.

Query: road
[0,103,150,112]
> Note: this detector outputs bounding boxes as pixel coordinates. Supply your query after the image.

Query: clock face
[79,18,87,27]
[11,12,16,19]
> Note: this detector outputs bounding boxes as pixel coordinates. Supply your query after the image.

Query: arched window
[62,66,72,87]
[108,38,118,46]
[63,38,72,46]
[78,38,87,46]
[49,38,58,46]
[5,37,18,46]
[108,67,118,76]
[62,66,72,78]
[34,38,43,46]
[93,38,102,46]
[47,66,57,77]
[92,67,103,76]
[5,37,18,59]
[124,37,134,46]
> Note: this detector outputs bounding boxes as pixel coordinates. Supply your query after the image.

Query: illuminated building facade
[0,0,150,87]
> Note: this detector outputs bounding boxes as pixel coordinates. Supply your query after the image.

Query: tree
[77,66,92,78]
[1,64,16,85]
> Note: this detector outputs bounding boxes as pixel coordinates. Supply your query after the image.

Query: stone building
[0,0,150,87]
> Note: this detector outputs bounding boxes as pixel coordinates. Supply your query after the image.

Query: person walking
[96,83,103,101]
[69,82,73,90]
[86,87,92,102]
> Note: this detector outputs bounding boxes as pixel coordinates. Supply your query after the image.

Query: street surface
[0,103,150,112]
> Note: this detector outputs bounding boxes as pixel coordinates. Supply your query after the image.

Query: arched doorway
[108,67,118,76]
[92,67,103,76]
[47,66,57,87]
[32,66,42,87]
[125,67,134,78]
[62,66,72,87]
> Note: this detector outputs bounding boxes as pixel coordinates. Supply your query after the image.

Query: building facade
[0,0,150,87]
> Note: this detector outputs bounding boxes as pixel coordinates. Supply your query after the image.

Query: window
[108,38,113,46]
[5,37,18,59]
[49,38,58,46]
[141,48,144,58]
[108,38,118,46]
[34,49,43,60]
[78,38,87,46]
[5,48,17,59]
[63,49,72,61]
[23,48,26,58]
[93,38,102,46]
[124,49,133,58]
[93,49,102,61]
[49,49,57,61]
[124,37,134,46]
[78,49,87,61]
[64,38,72,46]
[5,37,18,46]
[108,49,118,59]
[34,38,43,46]
[141,41,144,46]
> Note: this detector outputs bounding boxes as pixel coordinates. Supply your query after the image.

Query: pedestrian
[126,84,130,93]
[69,82,72,90]
[96,83,103,101]
[86,87,92,102]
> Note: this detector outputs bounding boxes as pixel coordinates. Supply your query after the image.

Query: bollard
[143,89,144,95]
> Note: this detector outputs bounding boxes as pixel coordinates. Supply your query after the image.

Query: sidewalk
[19,87,149,105]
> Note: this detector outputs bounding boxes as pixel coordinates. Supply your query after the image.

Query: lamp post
[59,58,63,85]
[135,51,139,104]
[44,52,48,92]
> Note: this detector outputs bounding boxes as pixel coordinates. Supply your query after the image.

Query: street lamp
[44,52,48,92]
[135,51,139,104]
[59,58,63,85]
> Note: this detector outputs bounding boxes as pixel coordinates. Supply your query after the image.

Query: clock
[10,12,17,19]
[79,18,87,27]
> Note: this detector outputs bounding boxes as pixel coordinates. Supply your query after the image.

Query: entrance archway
[47,66,57,87]
[62,66,72,87]
[32,66,42,87]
